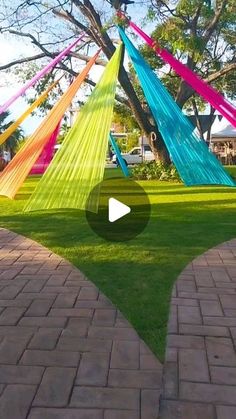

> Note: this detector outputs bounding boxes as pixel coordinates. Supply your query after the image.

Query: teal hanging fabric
[109,133,130,177]
[119,27,235,187]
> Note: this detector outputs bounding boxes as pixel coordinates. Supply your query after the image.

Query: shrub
[131,161,181,182]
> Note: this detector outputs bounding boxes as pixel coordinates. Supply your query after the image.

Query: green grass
[225,165,236,179]
[0,168,236,361]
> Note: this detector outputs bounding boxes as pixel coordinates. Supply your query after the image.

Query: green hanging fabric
[25,44,122,213]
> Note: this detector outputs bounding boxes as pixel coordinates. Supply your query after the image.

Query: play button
[86,177,151,242]
[109,198,131,223]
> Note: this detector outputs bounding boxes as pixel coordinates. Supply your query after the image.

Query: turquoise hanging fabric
[109,133,130,177]
[119,27,235,187]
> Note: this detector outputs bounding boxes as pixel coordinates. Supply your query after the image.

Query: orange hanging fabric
[0,78,62,146]
[0,50,101,199]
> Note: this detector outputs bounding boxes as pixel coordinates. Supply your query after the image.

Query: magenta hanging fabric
[120,15,236,128]
[30,121,61,175]
[0,34,84,115]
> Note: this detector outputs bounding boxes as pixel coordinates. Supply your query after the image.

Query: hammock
[119,14,236,128]
[24,44,122,213]
[0,34,84,115]
[0,78,62,146]
[109,133,130,177]
[30,121,61,175]
[0,50,100,199]
[119,28,235,187]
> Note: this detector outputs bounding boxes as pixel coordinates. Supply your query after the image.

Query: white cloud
[0,34,37,65]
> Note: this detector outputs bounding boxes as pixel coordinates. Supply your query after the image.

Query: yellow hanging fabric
[24,44,122,213]
[0,50,100,199]
[0,78,61,146]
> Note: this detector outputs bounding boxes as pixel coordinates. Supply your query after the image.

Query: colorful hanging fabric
[119,28,235,187]
[118,14,236,128]
[24,44,122,213]
[30,121,61,175]
[0,78,62,146]
[0,50,100,199]
[0,34,84,115]
[109,133,130,177]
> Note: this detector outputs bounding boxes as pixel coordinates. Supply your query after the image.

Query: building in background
[210,118,236,165]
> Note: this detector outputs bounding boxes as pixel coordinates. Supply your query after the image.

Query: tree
[113,103,140,132]
[143,0,236,139]
[119,0,236,143]
[0,0,235,162]
[0,0,169,162]
[0,111,24,158]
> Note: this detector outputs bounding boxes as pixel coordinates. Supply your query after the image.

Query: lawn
[225,165,236,179]
[0,168,236,361]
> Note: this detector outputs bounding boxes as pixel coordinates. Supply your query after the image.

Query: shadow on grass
[0,183,235,361]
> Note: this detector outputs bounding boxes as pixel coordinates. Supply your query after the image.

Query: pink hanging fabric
[30,121,61,175]
[120,14,236,128]
[0,34,84,115]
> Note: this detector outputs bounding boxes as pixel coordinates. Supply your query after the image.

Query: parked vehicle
[112,145,155,166]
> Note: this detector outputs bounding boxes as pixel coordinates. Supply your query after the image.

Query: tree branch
[176,59,236,107]
[206,62,236,83]
[7,29,62,57]
[202,0,227,44]
[54,2,154,135]
[70,51,107,66]
[150,0,189,25]
[52,9,91,36]
[190,3,203,35]
[192,97,204,138]
[1,22,129,108]
[0,53,46,71]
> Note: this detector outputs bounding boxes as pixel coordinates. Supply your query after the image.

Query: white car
[112,146,154,166]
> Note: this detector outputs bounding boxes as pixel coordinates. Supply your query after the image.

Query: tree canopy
[143,0,236,107]
[0,0,235,162]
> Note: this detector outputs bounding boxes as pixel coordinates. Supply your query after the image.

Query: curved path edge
[160,238,236,419]
[0,228,162,419]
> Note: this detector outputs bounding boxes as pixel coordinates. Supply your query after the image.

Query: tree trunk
[118,67,169,162]
[192,97,204,138]
[72,0,170,164]
[176,80,195,108]
[206,105,216,145]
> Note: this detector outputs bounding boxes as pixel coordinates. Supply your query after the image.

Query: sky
[0,33,42,134]
[0,32,105,135]
[0,0,151,136]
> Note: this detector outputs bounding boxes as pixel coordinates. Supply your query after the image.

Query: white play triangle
[108,197,131,223]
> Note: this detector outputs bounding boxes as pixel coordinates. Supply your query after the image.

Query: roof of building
[211,117,236,139]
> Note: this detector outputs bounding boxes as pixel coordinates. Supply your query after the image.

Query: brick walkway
[0,228,162,419]
[160,239,236,419]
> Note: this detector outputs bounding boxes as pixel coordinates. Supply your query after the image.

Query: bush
[131,161,181,182]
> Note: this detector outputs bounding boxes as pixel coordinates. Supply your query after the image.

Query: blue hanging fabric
[118,27,235,187]
[109,133,130,177]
